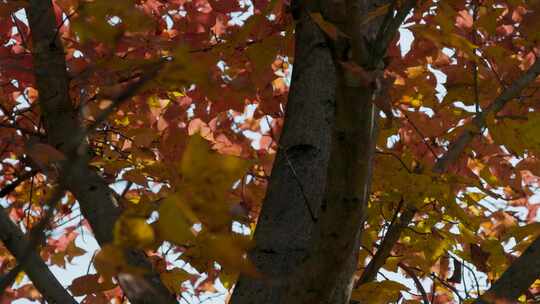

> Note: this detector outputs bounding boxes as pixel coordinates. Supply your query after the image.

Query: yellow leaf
[246,36,281,74]
[147,95,164,108]
[463,192,487,204]
[421,233,453,264]
[489,113,540,155]
[412,25,478,61]
[155,195,197,246]
[406,65,425,79]
[71,0,154,43]
[15,272,25,285]
[445,33,478,60]
[181,134,251,187]
[384,256,401,273]
[401,94,423,108]
[114,216,155,248]
[115,116,130,126]
[411,96,422,108]
[483,239,508,279]
[352,281,408,304]
[168,91,184,98]
[94,244,146,278]
[479,166,499,187]
[504,222,540,243]
[160,268,192,293]
[219,270,239,290]
[176,134,252,231]
[157,46,207,89]
[186,232,256,276]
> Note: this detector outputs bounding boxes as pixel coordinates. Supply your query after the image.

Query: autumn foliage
[1,0,540,303]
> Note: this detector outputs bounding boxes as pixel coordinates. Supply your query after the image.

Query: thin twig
[11,14,28,51]
[63,57,168,167]
[400,263,429,304]
[120,181,133,199]
[402,111,439,161]
[458,257,481,297]
[471,0,480,114]
[371,0,418,65]
[434,55,540,173]
[0,186,64,294]
[0,170,37,198]
[357,199,415,286]
[376,149,413,173]
[430,272,464,303]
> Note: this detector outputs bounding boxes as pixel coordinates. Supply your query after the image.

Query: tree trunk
[284,66,379,304]
[232,0,416,303]
[230,4,337,303]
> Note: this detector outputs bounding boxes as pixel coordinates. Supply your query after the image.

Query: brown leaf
[470,243,489,273]
[68,274,116,296]
[25,142,66,168]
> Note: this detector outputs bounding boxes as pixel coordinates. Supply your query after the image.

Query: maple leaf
[113,216,156,248]
[159,268,192,294]
[4,0,540,303]
[69,274,116,297]
[352,281,409,304]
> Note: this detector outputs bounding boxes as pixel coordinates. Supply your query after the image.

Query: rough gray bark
[282,1,414,303]
[229,5,337,303]
[232,1,417,303]
[284,63,378,304]
[232,0,415,304]
[26,1,176,303]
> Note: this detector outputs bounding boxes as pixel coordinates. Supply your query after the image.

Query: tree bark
[282,0,414,303]
[284,58,379,304]
[232,1,417,303]
[230,4,337,303]
[26,1,176,303]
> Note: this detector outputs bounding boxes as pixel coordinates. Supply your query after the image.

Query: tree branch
[474,237,540,303]
[434,57,540,173]
[0,186,64,295]
[371,0,418,63]
[400,263,429,304]
[356,202,416,285]
[0,173,76,303]
[0,170,36,198]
